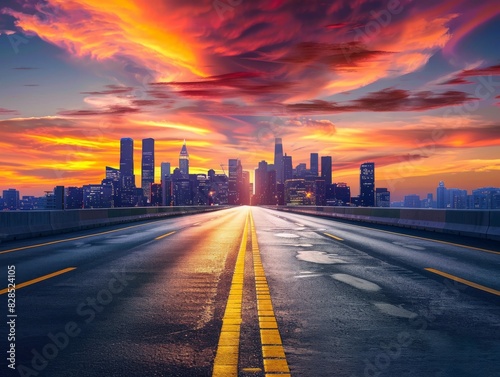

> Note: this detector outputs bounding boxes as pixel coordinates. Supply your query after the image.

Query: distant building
[141,138,155,204]
[295,163,307,178]
[54,186,65,210]
[2,189,19,210]
[151,183,162,206]
[276,183,285,205]
[376,188,390,207]
[241,171,250,205]
[267,169,277,205]
[66,187,83,209]
[172,168,191,206]
[404,194,421,208]
[120,138,135,188]
[120,138,136,207]
[447,188,467,209]
[228,158,243,205]
[360,162,375,207]
[161,162,171,206]
[315,180,326,206]
[325,183,351,206]
[422,193,434,208]
[321,156,332,185]
[283,154,293,182]
[274,138,284,184]
[179,140,189,176]
[105,166,121,207]
[310,153,319,176]
[209,174,228,205]
[285,179,307,205]
[83,184,112,208]
[255,160,269,205]
[436,181,446,208]
[471,187,500,209]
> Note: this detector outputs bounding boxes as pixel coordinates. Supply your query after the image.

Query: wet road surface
[1,206,499,377]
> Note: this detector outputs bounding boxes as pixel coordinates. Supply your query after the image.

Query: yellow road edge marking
[0,267,77,295]
[324,232,344,241]
[0,222,161,255]
[212,211,250,377]
[425,268,500,296]
[249,210,291,375]
[154,231,176,240]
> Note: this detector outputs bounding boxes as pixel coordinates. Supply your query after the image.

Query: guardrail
[270,206,500,241]
[0,206,229,242]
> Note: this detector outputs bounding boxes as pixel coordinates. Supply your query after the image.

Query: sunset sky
[1,0,499,201]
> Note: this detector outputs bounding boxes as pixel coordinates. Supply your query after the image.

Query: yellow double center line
[212,210,290,376]
[250,212,291,376]
[212,213,248,376]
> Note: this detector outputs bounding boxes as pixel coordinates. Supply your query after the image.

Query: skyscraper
[274,138,284,184]
[119,138,137,207]
[310,153,319,176]
[437,181,447,208]
[360,162,375,207]
[179,140,189,175]
[255,160,268,205]
[105,166,121,207]
[120,138,135,188]
[141,138,155,203]
[228,158,242,205]
[283,154,293,182]
[161,162,172,207]
[321,156,332,185]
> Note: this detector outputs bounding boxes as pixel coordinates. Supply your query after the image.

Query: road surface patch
[296,250,346,264]
[331,273,381,292]
[275,233,300,238]
[373,302,417,319]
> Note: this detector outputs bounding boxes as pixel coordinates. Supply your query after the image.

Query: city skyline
[1,136,499,206]
[0,1,499,200]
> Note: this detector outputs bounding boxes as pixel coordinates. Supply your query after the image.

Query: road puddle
[331,273,381,292]
[296,251,346,264]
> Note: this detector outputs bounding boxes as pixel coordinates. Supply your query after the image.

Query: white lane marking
[293,244,314,247]
[296,251,346,264]
[331,274,381,292]
[373,302,417,319]
[295,223,305,226]
[275,233,300,238]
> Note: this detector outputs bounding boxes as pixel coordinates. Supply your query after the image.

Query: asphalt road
[0,206,499,377]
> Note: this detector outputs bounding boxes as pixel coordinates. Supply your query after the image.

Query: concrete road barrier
[270,206,500,241]
[0,206,229,242]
